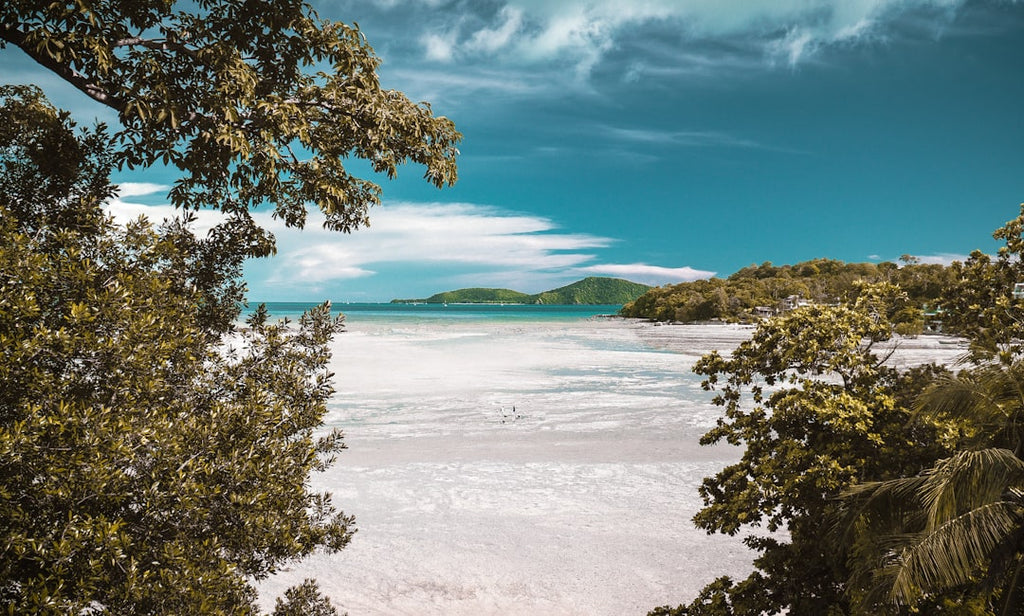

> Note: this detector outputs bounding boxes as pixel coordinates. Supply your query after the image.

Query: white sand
[258,320,966,615]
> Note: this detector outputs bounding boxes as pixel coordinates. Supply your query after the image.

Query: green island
[621,257,950,334]
[391,276,651,305]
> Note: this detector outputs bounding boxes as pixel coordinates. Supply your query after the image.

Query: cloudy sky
[9,0,1024,301]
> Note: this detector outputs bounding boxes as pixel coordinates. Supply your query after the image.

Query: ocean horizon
[253,301,625,324]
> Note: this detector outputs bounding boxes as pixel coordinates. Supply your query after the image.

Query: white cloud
[770,28,817,66]
[422,31,457,62]
[99,197,719,298]
[575,262,715,285]
[603,126,762,148]
[387,67,542,102]
[370,0,446,8]
[116,182,170,197]
[407,0,972,79]
[98,198,624,286]
[259,202,616,286]
[902,252,971,266]
[103,199,226,235]
[96,193,724,296]
[466,6,524,53]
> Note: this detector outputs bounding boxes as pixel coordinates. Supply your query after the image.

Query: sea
[254,301,623,324]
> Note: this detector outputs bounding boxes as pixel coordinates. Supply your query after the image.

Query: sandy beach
[258,318,967,615]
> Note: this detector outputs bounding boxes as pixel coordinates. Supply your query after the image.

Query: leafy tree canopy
[832,207,1024,614]
[1,1,463,611]
[651,285,959,615]
[656,207,1024,615]
[622,258,950,331]
[0,84,348,615]
[938,205,1024,362]
[0,0,461,258]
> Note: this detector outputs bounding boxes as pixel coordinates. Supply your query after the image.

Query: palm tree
[837,361,1024,614]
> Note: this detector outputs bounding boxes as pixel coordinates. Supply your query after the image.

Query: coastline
[258,315,967,615]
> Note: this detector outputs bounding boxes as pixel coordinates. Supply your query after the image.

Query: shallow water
[257,310,965,615]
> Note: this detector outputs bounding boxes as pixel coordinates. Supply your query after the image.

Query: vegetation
[1,0,459,611]
[832,207,1024,615]
[394,287,532,304]
[621,258,951,333]
[531,276,651,305]
[649,284,959,616]
[10,3,1024,615]
[651,206,1024,615]
[392,276,650,305]
[0,87,353,614]
[0,0,461,260]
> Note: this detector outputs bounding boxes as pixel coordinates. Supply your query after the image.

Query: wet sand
[259,320,966,615]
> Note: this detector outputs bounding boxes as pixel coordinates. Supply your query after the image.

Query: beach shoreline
[258,317,966,615]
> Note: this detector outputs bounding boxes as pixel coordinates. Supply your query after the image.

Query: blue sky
[7,0,1024,301]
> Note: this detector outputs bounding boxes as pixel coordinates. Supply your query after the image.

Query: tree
[0,86,350,613]
[272,580,341,616]
[0,0,462,259]
[836,361,1024,614]
[830,207,1024,615]
[940,205,1024,363]
[1,2,463,609]
[652,286,956,615]
[621,258,945,325]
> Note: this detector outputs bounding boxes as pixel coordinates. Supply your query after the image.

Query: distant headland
[391,277,651,305]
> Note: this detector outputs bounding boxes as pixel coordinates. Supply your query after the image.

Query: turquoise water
[251,302,623,324]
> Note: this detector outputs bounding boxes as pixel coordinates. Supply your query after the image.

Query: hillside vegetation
[532,277,652,304]
[621,258,952,326]
[406,288,532,304]
[392,277,650,305]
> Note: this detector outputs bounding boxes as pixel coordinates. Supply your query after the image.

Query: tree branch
[113,36,199,59]
[0,23,125,113]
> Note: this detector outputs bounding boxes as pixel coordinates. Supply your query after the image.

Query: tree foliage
[0,86,350,614]
[654,285,958,615]
[1,2,464,608]
[836,360,1024,613]
[621,258,950,329]
[658,207,1024,615]
[0,0,461,258]
[827,207,1024,614]
[939,205,1024,363]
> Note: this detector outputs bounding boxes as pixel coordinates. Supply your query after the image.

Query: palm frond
[917,362,1024,449]
[889,500,1024,603]
[834,475,930,545]
[919,449,1024,528]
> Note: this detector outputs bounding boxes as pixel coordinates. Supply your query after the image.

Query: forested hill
[531,277,651,304]
[392,277,651,304]
[396,287,532,304]
[621,258,953,323]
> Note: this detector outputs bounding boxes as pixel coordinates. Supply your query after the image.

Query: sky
[5,0,1024,301]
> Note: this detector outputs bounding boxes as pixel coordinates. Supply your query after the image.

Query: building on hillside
[923,305,944,333]
[780,295,813,312]
[1013,282,1024,300]
[754,306,776,319]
